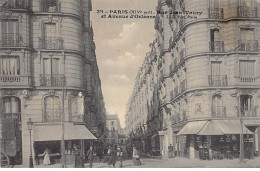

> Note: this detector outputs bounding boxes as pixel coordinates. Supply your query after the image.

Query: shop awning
[33,123,97,141]
[214,120,253,135]
[177,121,207,135]
[198,120,224,135]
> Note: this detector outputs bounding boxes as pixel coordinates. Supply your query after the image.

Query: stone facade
[0,0,106,166]
[126,0,260,158]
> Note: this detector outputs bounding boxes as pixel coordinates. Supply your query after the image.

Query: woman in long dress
[132,146,141,166]
[41,148,51,166]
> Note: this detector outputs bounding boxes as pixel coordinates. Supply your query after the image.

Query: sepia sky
[91,0,157,128]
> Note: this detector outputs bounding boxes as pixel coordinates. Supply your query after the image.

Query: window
[0,97,21,120]
[111,121,114,126]
[240,95,255,117]
[239,60,255,82]
[41,0,59,12]
[0,56,20,75]
[212,95,224,117]
[210,29,223,52]
[44,96,61,122]
[239,28,256,51]
[43,58,60,75]
[40,58,63,86]
[1,19,21,46]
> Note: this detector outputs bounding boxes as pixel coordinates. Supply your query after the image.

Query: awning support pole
[238,94,244,163]
[61,80,66,167]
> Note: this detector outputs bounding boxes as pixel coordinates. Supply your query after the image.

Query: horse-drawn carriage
[0,115,22,168]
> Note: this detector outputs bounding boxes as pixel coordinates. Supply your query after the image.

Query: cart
[0,116,22,167]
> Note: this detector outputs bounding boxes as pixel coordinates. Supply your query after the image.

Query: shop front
[177,120,254,160]
[33,122,96,166]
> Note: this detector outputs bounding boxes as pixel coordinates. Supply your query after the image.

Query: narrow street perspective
[1,0,260,168]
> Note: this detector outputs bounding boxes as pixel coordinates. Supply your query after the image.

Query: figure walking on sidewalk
[108,145,117,168]
[87,146,94,168]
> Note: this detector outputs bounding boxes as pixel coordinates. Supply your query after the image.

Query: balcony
[208,75,228,86]
[239,76,257,83]
[208,8,224,19]
[238,40,258,51]
[209,41,224,52]
[0,33,23,47]
[0,75,31,87]
[241,107,257,117]
[0,113,21,121]
[237,6,257,18]
[180,79,187,93]
[212,106,226,118]
[40,74,66,87]
[3,0,31,10]
[39,37,64,50]
[40,0,60,13]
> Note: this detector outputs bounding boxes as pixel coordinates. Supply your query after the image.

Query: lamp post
[27,118,34,168]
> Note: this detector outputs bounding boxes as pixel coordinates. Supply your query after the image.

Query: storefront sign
[243,120,260,126]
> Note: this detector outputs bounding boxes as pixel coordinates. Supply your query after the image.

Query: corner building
[126,0,260,160]
[0,0,106,166]
[159,0,260,159]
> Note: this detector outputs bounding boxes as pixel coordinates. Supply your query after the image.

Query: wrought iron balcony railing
[180,79,187,93]
[0,113,21,121]
[240,76,257,83]
[209,41,224,52]
[0,33,23,47]
[40,0,60,13]
[40,74,66,87]
[3,0,31,10]
[238,40,258,51]
[0,75,21,82]
[241,106,257,117]
[237,6,258,18]
[44,110,61,122]
[39,37,64,50]
[208,8,224,19]
[212,106,226,118]
[208,75,228,86]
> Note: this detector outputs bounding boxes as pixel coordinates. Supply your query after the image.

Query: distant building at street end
[106,114,125,145]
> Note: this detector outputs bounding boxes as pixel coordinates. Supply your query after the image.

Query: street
[13,156,260,168]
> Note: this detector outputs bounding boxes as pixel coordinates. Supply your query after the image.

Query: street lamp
[27,118,34,168]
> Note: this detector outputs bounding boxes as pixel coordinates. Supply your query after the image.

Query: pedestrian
[73,144,82,168]
[87,145,94,168]
[39,148,51,166]
[108,145,117,168]
[132,146,142,166]
[97,146,103,162]
[117,147,123,167]
[168,144,174,158]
